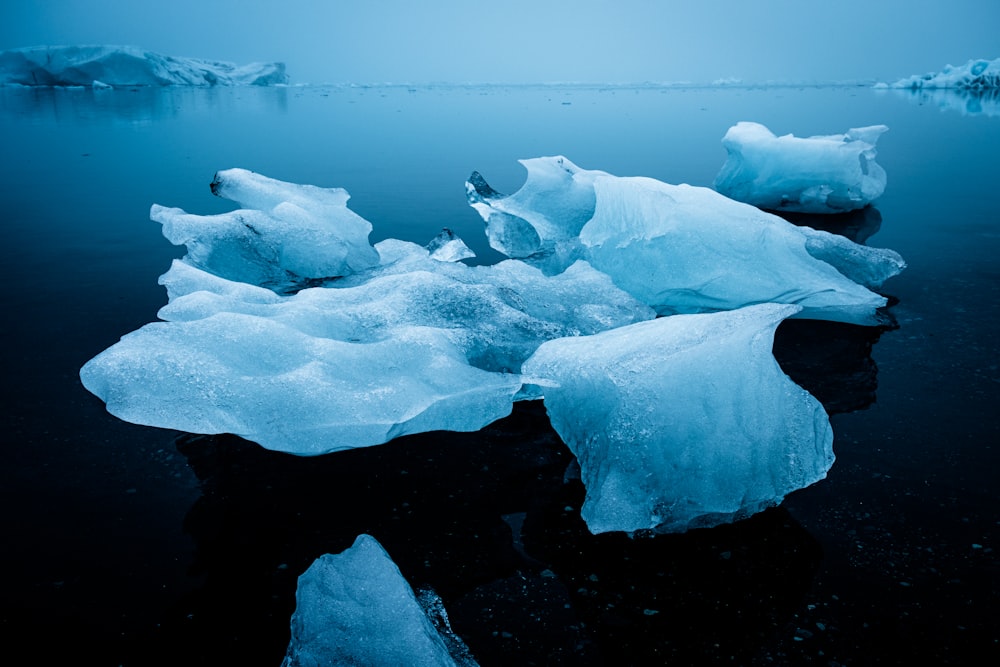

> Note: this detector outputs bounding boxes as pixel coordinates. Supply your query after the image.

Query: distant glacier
[0,45,288,87]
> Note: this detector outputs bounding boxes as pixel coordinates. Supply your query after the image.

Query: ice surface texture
[0,45,287,87]
[469,156,904,325]
[522,304,835,534]
[713,121,888,213]
[81,159,904,531]
[282,534,476,667]
[889,57,1000,90]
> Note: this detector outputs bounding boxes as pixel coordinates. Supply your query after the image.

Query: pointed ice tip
[467,171,504,200]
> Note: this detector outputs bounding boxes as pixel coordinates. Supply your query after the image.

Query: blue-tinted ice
[282,534,476,667]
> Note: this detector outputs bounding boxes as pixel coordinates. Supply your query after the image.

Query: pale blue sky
[2,0,997,84]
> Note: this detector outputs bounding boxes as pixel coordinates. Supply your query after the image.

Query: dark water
[1,84,998,665]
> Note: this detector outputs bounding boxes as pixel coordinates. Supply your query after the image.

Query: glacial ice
[426,228,476,262]
[470,156,904,325]
[81,167,654,454]
[0,45,288,87]
[79,318,523,455]
[282,534,476,667]
[81,155,904,530]
[522,303,835,535]
[713,121,888,213]
[152,168,380,288]
[888,57,1000,90]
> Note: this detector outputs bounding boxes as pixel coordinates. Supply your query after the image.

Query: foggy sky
[2,0,997,85]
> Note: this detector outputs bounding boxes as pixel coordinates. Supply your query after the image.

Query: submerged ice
[283,534,476,667]
[713,121,888,213]
[0,45,287,87]
[523,304,835,534]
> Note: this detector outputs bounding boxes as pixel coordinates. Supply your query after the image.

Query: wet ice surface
[3,84,999,666]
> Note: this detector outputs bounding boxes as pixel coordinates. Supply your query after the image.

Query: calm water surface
[1,84,998,665]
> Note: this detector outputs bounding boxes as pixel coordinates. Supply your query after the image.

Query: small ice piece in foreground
[888,57,1000,90]
[713,121,888,213]
[426,228,476,262]
[282,534,476,667]
[151,169,380,289]
[579,175,903,325]
[522,303,835,535]
[79,320,521,455]
[0,45,287,87]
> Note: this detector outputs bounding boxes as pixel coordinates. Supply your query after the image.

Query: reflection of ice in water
[884,87,1000,118]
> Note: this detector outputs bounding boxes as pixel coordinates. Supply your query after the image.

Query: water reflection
[883,86,1000,117]
[0,84,289,125]
[160,400,826,666]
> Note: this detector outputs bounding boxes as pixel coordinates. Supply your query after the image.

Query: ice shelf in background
[0,45,288,87]
[885,57,1000,90]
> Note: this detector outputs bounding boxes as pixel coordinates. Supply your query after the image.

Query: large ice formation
[522,303,835,535]
[80,168,654,454]
[81,158,903,531]
[887,57,1000,90]
[0,45,288,87]
[469,156,904,325]
[713,121,888,213]
[282,534,477,667]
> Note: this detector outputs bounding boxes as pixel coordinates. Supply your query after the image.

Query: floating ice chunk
[0,45,287,87]
[151,168,379,288]
[282,534,476,667]
[888,57,1000,90]
[713,121,888,213]
[80,320,521,455]
[522,304,835,535]
[466,156,604,263]
[579,175,903,325]
[426,228,476,262]
[469,157,903,324]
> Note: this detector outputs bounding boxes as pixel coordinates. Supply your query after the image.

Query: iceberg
[282,534,476,667]
[0,45,288,87]
[713,121,888,213]
[470,157,905,325]
[522,304,835,535]
[888,57,1000,90]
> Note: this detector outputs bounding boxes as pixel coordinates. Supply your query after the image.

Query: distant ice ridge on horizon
[282,534,478,667]
[885,57,1000,90]
[0,45,288,87]
[713,122,888,214]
